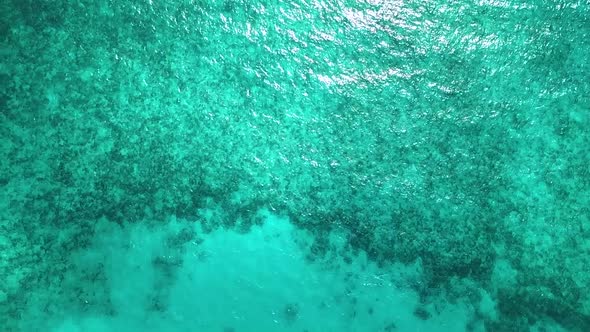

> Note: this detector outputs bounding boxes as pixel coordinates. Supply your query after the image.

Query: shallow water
[1,0,589,331]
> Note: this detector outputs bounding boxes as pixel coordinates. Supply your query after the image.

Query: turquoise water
[1,0,589,331]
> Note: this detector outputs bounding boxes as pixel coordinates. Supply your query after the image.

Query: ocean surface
[1,0,589,331]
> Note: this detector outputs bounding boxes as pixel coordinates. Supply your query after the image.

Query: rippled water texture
[1,0,589,331]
